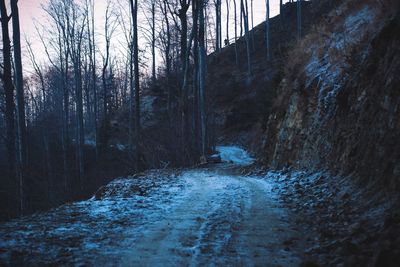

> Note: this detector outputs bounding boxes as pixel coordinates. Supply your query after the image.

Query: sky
[18,0,282,72]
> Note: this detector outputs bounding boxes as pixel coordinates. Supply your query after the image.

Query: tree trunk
[129,44,134,158]
[226,0,230,46]
[62,51,70,194]
[178,2,189,83]
[177,0,190,164]
[101,4,114,153]
[199,0,207,160]
[89,0,98,159]
[151,1,156,83]
[241,0,251,76]
[192,0,200,156]
[74,61,85,190]
[10,0,26,213]
[265,0,270,60]
[181,1,198,164]
[130,0,141,171]
[250,0,255,50]
[68,6,86,190]
[233,0,238,65]
[162,0,172,115]
[240,0,243,36]
[0,0,17,215]
[215,0,221,52]
[297,0,302,39]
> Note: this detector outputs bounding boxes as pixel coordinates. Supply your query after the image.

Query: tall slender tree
[192,0,200,156]
[225,0,230,46]
[198,0,207,161]
[233,0,239,65]
[67,2,87,188]
[0,0,17,215]
[91,0,98,155]
[265,0,270,60]
[129,0,141,170]
[42,0,73,195]
[10,0,26,212]
[297,0,302,39]
[100,1,117,153]
[241,0,251,76]
[176,0,190,83]
[214,0,221,52]
[250,0,254,50]
[151,0,156,82]
[181,0,199,163]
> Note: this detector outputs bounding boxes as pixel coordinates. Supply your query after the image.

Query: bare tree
[214,0,221,52]
[65,1,87,188]
[129,0,141,170]
[86,0,98,158]
[159,0,171,78]
[181,0,199,162]
[297,0,302,39]
[100,1,118,153]
[250,0,254,50]
[233,0,238,65]
[225,0,230,46]
[192,0,200,155]
[0,0,17,214]
[175,0,191,83]
[241,0,251,76]
[265,0,270,60]
[10,0,26,212]
[151,0,156,82]
[43,0,73,194]
[198,0,207,161]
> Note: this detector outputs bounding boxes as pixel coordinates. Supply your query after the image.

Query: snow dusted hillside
[263,0,400,187]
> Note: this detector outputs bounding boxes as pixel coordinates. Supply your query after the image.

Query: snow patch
[304,5,377,114]
[344,7,375,35]
[110,143,127,151]
[84,139,96,147]
[216,146,255,166]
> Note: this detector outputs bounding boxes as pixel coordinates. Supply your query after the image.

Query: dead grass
[282,0,397,97]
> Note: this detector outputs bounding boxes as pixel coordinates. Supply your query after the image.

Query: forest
[0,0,273,218]
[1,0,400,266]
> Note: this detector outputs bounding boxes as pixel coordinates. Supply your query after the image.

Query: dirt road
[0,147,302,266]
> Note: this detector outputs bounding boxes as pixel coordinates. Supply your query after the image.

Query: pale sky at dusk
[17,0,283,71]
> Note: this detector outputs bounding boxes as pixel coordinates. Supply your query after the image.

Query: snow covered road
[125,170,299,266]
[0,146,302,266]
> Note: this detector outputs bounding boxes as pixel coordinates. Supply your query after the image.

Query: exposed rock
[262,0,400,189]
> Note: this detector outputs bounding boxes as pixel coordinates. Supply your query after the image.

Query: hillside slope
[207,1,317,147]
[208,2,400,264]
[262,0,400,189]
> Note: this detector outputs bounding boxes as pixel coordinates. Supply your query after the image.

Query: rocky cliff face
[262,0,400,189]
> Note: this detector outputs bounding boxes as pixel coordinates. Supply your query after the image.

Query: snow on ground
[84,138,96,147]
[0,147,305,266]
[216,145,255,165]
[84,138,127,151]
